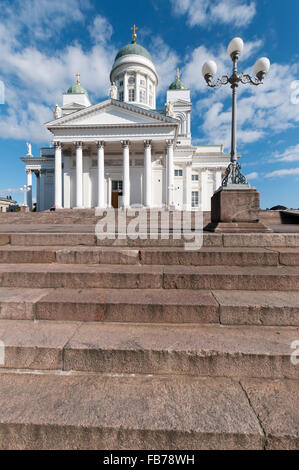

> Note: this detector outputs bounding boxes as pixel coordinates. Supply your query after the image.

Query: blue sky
[0,0,298,208]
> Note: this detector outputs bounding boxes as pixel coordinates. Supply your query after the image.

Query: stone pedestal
[205,185,272,233]
[20,205,29,213]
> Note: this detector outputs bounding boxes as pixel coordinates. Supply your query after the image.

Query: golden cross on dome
[76,72,80,85]
[176,68,181,80]
[131,24,138,42]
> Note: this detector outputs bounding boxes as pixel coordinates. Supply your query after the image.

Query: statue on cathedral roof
[165,101,175,118]
[53,104,62,119]
[26,142,32,156]
[109,82,118,100]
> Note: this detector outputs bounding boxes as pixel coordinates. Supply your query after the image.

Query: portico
[53,131,176,209]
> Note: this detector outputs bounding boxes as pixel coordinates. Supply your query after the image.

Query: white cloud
[150,37,179,97]
[170,0,256,28]
[88,15,113,44]
[0,0,116,143]
[184,39,299,147]
[246,171,258,179]
[272,144,299,162]
[265,168,299,178]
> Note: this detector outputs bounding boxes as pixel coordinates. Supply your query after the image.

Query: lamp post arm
[239,73,264,86]
[206,75,229,88]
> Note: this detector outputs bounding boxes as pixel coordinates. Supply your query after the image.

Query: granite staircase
[0,212,298,449]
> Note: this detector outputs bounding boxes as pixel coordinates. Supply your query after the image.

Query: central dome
[110,27,158,110]
[115,41,153,63]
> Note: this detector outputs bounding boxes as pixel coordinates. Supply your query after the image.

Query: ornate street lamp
[202,37,270,186]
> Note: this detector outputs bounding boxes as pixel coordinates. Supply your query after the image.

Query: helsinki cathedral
[22,27,229,211]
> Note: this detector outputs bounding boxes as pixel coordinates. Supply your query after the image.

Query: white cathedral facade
[22,29,229,211]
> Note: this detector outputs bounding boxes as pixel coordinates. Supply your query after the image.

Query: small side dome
[169,68,188,90]
[67,73,88,95]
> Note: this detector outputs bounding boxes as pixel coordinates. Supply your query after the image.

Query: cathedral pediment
[46,99,179,129]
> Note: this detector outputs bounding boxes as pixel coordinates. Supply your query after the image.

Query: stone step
[0,246,295,266]
[0,320,298,379]
[0,287,219,323]
[0,264,298,290]
[1,231,299,248]
[0,288,298,326]
[0,372,277,450]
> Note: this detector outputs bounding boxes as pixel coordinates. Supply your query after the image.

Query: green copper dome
[67,74,88,95]
[168,78,187,90]
[115,41,153,63]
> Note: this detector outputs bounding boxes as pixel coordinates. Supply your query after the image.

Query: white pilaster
[166,140,174,208]
[201,168,209,211]
[144,140,152,207]
[75,142,83,208]
[54,142,62,208]
[97,141,105,208]
[26,169,32,210]
[122,140,130,208]
[184,162,192,210]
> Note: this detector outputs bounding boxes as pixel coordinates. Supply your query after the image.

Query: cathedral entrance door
[112,192,118,208]
[111,180,123,209]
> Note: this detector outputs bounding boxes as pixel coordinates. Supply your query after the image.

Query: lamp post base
[205,186,272,233]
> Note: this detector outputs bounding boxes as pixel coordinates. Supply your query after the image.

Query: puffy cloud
[185,40,299,148]
[0,0,116,143]
[265,168,299,178]
[149,37,179,97]
[170,0,256,28]
[272,143,299,162]
[246,171,258,179]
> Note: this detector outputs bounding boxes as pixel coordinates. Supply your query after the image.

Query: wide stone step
[1,231,299,248]
[0,288,298,326]
[0,246,295,266]
[0,372,276,450]
[0,264,298,290]
[0,287,218,323]
[0,320,298,379]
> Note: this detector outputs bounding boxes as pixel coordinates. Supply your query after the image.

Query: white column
[75,142,83,208]
[97,141,105,208]
[124,72,128,102]
[36,172,41,212]
[166,140,174,208]
[54,142,62,208]
[40,170,46,211]
[144,140,152,207]
[184,162,192,210]
[122,140,130,208]
[107,177,112,208]
[26,169,32,210]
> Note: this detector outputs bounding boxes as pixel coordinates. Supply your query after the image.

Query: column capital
[96,141,105,149]
[166,139,174,148]
[74,141,83,149]
[144,140,152,148]
[186,161,192,167]
[26,169,32,175]
[121,140,130,148]
[54,141,61,149]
